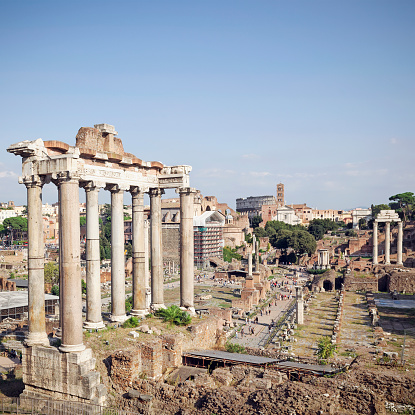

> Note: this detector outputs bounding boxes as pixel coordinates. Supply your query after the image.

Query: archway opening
[323,280,333,291]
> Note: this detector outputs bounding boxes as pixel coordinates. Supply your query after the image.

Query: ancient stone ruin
[7,124,196,405]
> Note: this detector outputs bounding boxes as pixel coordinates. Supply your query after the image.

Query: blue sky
[1,1,414,210]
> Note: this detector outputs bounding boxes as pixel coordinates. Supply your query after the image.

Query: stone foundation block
[22,345,106,406]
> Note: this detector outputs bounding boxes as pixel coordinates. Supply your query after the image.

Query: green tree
[44,262,59,285]
[125,242,132,260]
[245,233,253,244]
[253,227,267,238]
[223,246,242,263]
[358,218,368,230]
[51,285,59,296]
[251,215,263,229]
[308,223,325,240]
[389,192,415,224]
[3,216,28,240]
[288,229,317,256]
[80,216,86,226]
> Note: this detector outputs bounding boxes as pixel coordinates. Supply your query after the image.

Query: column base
[130,308,148,318]
[59,343,86,353]
[385,261,391,265]
[83,321,106,330]
[110,314,128,323]
[150,303,166,311]
[397,262,403,266]
[180,306,196,316]
[25,332,50,347]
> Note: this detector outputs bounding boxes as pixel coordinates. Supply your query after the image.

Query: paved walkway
[232,296,293,348]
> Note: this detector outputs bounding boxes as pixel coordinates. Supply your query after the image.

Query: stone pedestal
[22,345,106,406]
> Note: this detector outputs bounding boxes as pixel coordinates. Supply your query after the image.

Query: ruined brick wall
[344,275,378,291]
[182,317,221,351]
[388,271,415,293]
[140,339,163,380]
[162,225,180,262]
[162,335,183,372]
[208,307,232,323]
[348,236,372,255]
[110,350,142,386]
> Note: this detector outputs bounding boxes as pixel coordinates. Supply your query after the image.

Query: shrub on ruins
[155,305,192,326]
[225,342,246,354]
[125,296,133,312]
[122,316,139,328]
[317,336,337,361]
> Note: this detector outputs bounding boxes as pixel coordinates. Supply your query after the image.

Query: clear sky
[1,0,414,210]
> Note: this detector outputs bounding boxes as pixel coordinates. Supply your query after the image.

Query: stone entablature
[8,125,191,192]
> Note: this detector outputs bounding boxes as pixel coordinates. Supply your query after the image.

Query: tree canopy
[389,192,415,224]
[251,215,263,229]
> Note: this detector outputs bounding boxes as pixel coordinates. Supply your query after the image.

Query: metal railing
[0,396,142,415]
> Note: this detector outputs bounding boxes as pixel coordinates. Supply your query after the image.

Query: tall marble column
[144,219,151,308]
[130,187,147,317]
[373,221,378,265]
[83,182,105,329]
[397,221,403,266]
[149,188,165,310]
[108,184,128,322]
[23,175,49,347]
[179,187,195,312]
[385,222,391,265]
[248,252,253,277]
[58,173,85,353]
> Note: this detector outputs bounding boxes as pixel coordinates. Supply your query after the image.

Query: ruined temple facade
[8,124,196,405]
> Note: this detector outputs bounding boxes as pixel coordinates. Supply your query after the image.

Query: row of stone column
[373,221,403,266]
[24,173,196,353]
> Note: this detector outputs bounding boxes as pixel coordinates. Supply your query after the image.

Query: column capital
[176,187,197,195]
[21,175,45,188]
[80,180,106,191]
[148,188,165,197]
[106,183,130,193]
[130,186,149,196]
[52,171,81,185]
